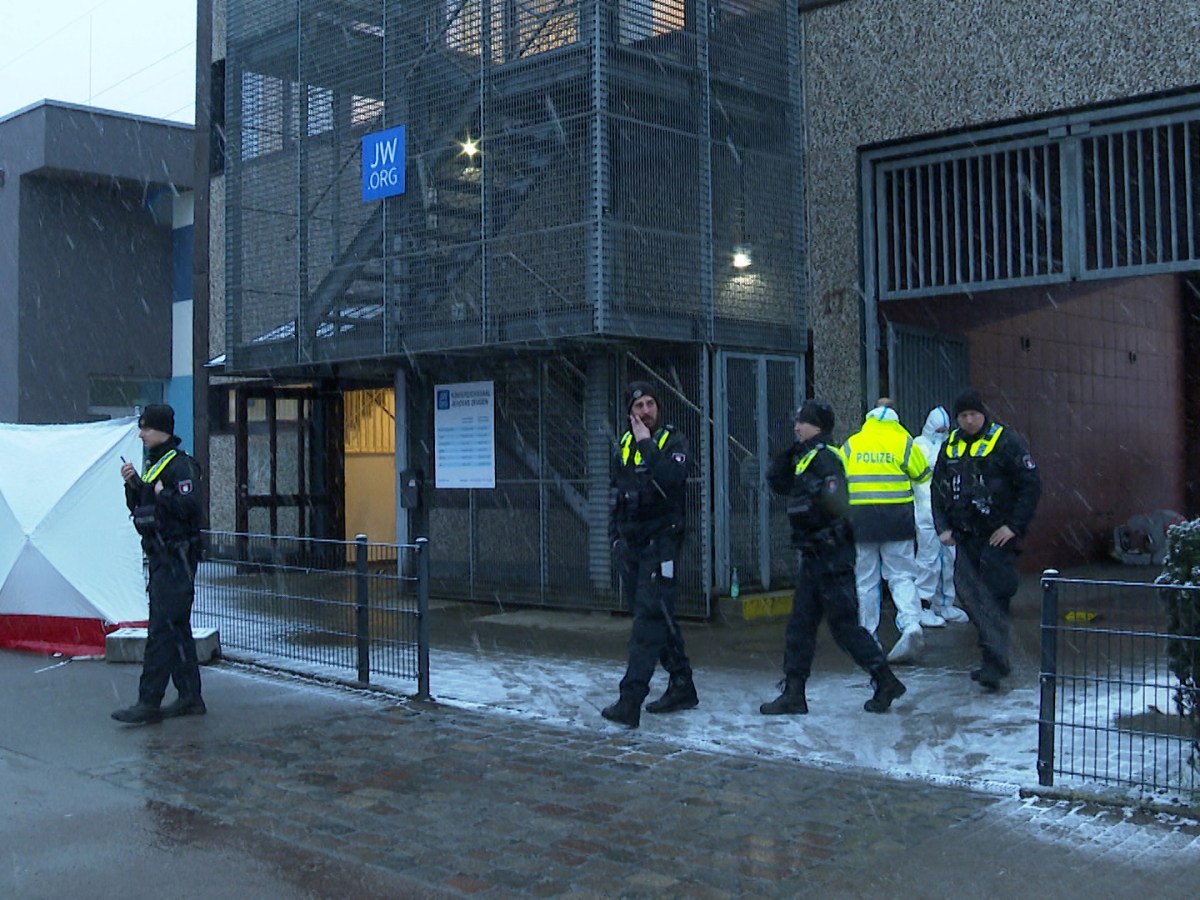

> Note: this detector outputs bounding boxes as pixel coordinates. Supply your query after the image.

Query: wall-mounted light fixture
[732,245,753,269]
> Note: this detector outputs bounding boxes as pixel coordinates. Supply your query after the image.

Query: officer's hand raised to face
[630,413,651,442]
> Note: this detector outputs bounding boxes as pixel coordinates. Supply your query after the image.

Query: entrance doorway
[234,385,344,539]
[343,388,396,543]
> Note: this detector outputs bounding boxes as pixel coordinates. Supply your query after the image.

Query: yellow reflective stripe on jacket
[620,428,670,466]
[945,423,1004,459]
[845,473,915,505]
[842,434,917,506]
[794,444,845,475]
[141,449,177,484]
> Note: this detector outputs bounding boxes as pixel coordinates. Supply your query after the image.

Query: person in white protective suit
[912,406,970,626]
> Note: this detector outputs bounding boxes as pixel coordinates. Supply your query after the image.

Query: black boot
[161,695,207,718]
[111,703,163,725]
[601,695,641,728]
[970,660,1008,689]
[760,675,807,715]
[864,666,906,713]
[644,674,699,714]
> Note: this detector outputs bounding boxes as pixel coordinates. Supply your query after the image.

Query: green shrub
[1156,518,1200,739]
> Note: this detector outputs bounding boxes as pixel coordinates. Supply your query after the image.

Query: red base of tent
[0,615,147,657]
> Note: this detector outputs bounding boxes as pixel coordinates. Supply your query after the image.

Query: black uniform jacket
[124,436,203,557]
[930,419,1041,542]
[609,424,691,547]
[767,432,853,550]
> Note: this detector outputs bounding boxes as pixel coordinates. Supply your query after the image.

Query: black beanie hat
[625,381,657,413]
[795,399,835,434]
[952,388,986,418]
[138,403,175,434]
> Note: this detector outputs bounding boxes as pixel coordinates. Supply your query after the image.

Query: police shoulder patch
[178,480,193,494]
[671,452,687,464]
[1021,454,1037,470]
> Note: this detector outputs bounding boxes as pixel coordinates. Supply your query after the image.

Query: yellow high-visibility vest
[945,423,1004,459]
[794,443,846,475]
[141,450,177,484]
[620,428,671,467]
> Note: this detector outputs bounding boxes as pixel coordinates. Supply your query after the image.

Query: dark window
[210,59,226,175]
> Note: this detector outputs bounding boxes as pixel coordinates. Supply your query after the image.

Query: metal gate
[714,351,804,594]
[235,385,344,540]
[886,323,969,436]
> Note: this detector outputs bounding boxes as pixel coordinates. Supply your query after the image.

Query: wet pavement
[3,563,1200,898]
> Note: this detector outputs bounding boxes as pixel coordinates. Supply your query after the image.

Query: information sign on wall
[433,381,495,489]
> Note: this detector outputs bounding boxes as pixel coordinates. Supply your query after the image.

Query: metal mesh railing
[195,531,430,698]
[1039,572,1200,802]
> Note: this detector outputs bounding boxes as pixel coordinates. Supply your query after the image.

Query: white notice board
[433,381,496,489]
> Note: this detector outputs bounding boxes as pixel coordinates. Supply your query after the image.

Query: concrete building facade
[799,0,1200,568]
[0,102,194,440]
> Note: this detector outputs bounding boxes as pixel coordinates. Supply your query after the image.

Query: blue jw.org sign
[361,125,406,202]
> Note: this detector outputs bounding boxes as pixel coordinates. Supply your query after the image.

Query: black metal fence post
[415,536,431,700]
[1037,568,1059,787]
[355,533,370,684]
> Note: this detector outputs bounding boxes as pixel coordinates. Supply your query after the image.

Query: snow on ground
[399,647,1041,793]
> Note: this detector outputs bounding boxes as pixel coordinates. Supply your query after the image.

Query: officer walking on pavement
[602,380,698,728]
[931,388,1041,690]
[112,404,207,725]
[760,400,906,716]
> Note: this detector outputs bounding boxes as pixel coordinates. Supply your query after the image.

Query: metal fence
[1039,571,1200,802]
[195,531,429,699]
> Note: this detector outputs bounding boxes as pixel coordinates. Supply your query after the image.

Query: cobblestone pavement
[5,651,1198,899]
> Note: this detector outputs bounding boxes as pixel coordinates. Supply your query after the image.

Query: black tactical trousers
[138,549,202,707]
[617,533,691,703]
[953,536,1020,673]
[784,544,887,680]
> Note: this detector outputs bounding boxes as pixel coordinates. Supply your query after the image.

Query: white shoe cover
[919,608,946,628]
[887,628,925,664]
[937,604,970,624]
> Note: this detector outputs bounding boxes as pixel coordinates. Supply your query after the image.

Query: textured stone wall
[801,0,1200,429]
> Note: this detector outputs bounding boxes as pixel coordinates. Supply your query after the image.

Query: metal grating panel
[417,346,708,615]
[869,93,1200,302]
[225,0,804,371]
[877,139,1065,299]
[1082,119,1200,273]
[887,323,969,437]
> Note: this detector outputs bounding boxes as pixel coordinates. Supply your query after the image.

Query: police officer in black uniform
[931,388,1041,690]
[601,381,698,728]
[112,404,206,725]
[761,400,906,715]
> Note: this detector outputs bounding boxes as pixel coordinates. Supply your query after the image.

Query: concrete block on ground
[719,591,794,622]
[105,627,220,664]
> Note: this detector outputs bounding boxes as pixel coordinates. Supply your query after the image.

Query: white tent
[0,418,147,655]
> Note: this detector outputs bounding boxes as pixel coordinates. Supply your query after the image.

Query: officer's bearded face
[631,395,659,430]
